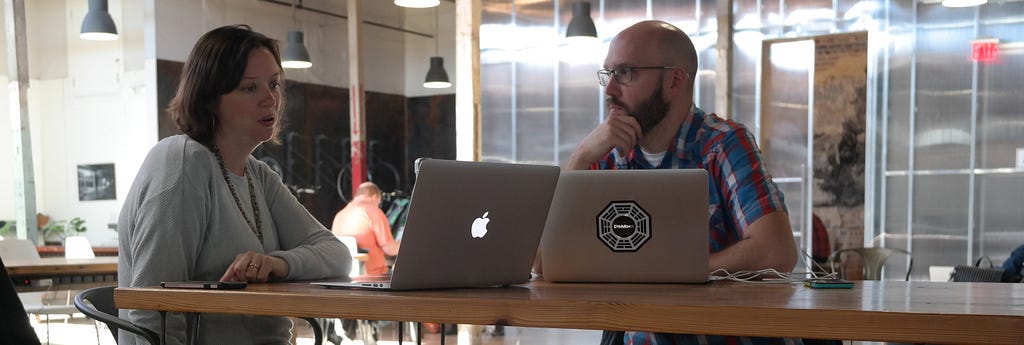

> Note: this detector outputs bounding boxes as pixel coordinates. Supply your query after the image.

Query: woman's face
[216,47,282,148]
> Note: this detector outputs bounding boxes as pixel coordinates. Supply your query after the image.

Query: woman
[117,24,350,344]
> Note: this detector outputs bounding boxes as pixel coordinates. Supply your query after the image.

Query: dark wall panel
[157,59,454,228]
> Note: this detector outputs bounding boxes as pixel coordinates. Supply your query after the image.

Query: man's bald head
[354,182,382,198]
[611,20,698,89]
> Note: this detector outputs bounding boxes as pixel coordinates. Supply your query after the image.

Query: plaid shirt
[592,108,793,345]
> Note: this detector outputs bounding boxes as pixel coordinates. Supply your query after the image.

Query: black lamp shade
[566,2,597,39]
[423,56,451,88]
[80,0,118,41]
[282,31,312,69]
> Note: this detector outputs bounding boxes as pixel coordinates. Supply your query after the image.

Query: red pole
[348,0,367,194]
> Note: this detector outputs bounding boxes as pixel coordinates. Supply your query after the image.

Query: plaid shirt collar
[615,105,705,169]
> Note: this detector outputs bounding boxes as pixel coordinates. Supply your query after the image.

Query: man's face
[603,36,672,135]
[606,78,670,134]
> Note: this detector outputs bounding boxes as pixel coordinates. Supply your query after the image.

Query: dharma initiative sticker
[596,201,651,252]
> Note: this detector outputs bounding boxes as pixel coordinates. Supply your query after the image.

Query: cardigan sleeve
[256,159,351,280]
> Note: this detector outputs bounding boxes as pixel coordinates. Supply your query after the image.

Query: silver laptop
[540,169,710,283]
[314,159,560,290]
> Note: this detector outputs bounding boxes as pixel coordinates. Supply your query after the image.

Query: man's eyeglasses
[597,66,675,86]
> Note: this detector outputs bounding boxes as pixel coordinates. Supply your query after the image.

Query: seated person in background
[536,20,798,345]
[811,213,832,264]
[333,182,400,275]
[118,24,350,345]
[1002,244,1024,282]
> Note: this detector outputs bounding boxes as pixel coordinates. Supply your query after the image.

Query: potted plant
[0,220,13,239]
[40,217,88,245]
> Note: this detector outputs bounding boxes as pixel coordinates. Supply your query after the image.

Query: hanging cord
[708,249,840,283]
[433,5,439,55]
[291,0,298,30]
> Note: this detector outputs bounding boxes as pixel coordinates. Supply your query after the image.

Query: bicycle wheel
[336,166,352,203]
[337,167,379,203]
[368,162,402,194]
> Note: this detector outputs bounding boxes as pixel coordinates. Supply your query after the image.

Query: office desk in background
[5,254,363,274]
[36,245,118,257]
[115,280,1024,344]
[7,256,119,291]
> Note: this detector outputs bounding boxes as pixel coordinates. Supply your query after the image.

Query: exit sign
[971,38,1000,63]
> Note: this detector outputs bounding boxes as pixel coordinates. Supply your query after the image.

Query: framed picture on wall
[78,163,116,201]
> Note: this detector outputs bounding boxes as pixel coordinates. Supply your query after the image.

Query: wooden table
[7,257,119,292]
[115,280,1024,344]
[36,245,119,257]
[353,253,368,262]
[6,257,119,276]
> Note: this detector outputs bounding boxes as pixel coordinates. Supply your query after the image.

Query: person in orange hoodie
[332,182,399,275]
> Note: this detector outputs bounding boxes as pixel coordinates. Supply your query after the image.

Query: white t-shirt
[641,148,667,166]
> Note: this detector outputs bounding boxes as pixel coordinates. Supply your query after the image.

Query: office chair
[830,247,913,281]
[74,286,159,344]
[76,286,325,345]
[303,317,325,345]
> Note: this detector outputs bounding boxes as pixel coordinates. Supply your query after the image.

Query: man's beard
[607,83,670,135]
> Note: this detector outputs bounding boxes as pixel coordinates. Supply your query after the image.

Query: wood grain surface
[116,280,1024,344]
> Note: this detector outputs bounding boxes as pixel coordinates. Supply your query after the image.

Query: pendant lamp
[282,31,312,69]
[395,0,440,9]
[80,0,118,41]
[565,2,598,42]
[424,57,451,88]
[282,1,312,69]
[423,7,451,88]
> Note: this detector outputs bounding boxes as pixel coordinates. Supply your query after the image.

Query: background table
[115,280,1024,344]
[7,256,118,291]
[6,257,118,276]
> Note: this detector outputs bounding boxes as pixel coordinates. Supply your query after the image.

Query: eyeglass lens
[597,68,631,86]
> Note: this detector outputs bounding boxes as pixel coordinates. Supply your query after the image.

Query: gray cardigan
[117,135,350,345]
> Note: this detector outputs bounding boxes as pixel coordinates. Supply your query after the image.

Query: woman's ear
[206,102,219,121]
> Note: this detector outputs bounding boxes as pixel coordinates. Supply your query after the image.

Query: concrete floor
[29,314,604,345]
[310,320,604,345]
[31,314,871,345]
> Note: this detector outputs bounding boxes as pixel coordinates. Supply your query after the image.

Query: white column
[5,0,38,242]
[455,0,480,162]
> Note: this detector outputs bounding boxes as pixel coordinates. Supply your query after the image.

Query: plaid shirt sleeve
[704,122,787,232]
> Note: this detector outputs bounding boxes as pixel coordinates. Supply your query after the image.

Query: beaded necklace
[213,146,264,243]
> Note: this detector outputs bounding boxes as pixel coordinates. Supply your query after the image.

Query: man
[332,182,399,275]
[566,20,798,344]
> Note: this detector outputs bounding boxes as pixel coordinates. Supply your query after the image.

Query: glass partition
[479,0,1024,278]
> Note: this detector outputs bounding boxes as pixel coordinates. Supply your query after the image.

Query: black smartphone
[161,281,248,290]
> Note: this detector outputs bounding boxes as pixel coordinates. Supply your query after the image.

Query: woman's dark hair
[167,24,284,146]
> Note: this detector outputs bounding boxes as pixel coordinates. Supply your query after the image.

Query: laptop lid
[540,169,710,283]
[317,159,560,290]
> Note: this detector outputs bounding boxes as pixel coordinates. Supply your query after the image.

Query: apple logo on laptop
[471,211,490,238]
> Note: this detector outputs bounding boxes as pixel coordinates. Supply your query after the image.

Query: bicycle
[253,132,343,198]
[335,139,403,204]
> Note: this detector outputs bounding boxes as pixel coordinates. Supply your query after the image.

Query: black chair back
[74,286,159,344]
[76,285,323,344]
